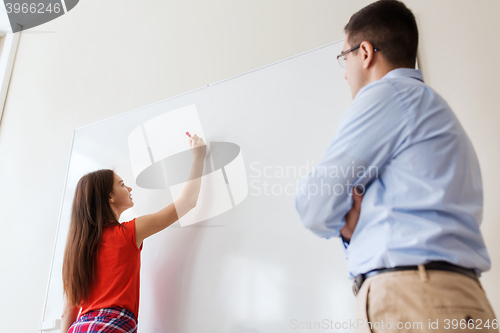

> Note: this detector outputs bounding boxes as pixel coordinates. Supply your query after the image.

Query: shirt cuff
[340,234,349,260]
[340,233,350,249]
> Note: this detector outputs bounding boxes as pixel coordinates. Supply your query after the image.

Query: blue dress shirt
[295,68,491,279]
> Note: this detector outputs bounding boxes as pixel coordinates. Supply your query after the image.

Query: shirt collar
[381,67,424,82]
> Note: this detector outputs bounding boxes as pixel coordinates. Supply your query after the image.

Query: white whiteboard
[41,39,358,333]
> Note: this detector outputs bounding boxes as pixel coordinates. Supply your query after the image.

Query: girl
[60,134,206,332]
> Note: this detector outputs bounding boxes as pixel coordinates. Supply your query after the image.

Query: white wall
[0,0,499,332]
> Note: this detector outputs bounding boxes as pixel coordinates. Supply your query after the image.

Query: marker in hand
[186,131,191,137]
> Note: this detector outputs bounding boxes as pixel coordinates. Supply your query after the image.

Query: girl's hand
[188,134,207,159]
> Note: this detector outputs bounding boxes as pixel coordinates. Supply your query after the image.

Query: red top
[79,218,143,319]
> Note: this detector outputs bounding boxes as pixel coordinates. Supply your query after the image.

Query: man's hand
[340,187,364,243]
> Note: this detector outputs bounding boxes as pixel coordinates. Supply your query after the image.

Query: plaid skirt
[68,306,137,333]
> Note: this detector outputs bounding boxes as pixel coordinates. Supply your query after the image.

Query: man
[294,1,498,332]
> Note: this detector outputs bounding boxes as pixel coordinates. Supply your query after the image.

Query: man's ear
[360,41,375,69]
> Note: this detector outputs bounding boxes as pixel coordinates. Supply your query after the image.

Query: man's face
[343,37,366,99]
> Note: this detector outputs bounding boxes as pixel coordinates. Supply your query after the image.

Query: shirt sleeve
[295,81,411,239]
[121,218,143,252]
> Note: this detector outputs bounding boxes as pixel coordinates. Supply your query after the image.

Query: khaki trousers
[355,265,498,332]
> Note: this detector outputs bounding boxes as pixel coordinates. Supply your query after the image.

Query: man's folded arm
[294,82,411,239]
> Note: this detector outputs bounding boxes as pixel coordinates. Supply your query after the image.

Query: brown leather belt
[352,261,479,296]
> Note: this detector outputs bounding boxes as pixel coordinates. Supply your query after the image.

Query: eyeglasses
[337,44,379,68]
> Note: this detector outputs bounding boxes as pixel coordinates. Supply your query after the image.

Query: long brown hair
[62,169,121,307]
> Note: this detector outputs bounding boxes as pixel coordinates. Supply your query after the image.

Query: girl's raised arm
[135,134,206,248]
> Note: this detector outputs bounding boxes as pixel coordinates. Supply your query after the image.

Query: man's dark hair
[344,0,418,68]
